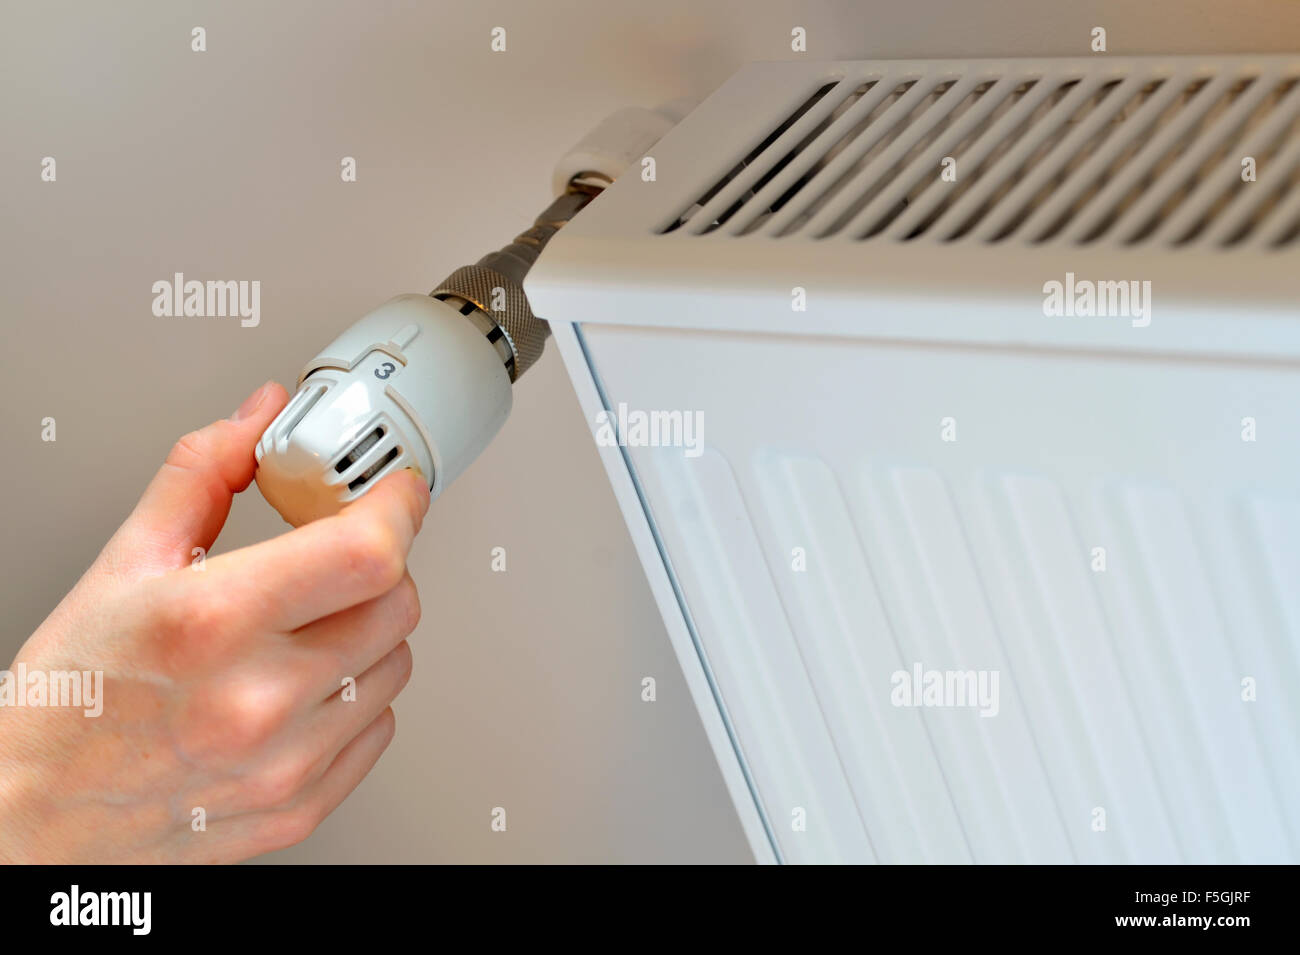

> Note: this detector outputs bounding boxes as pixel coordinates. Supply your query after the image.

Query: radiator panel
[532,56,1300,864]
[577,322,1300,864]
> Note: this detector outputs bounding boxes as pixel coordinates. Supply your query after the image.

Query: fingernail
[232,381,273,421]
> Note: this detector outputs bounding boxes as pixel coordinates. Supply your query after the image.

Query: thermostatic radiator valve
[254,102,691,526]
[253,185,598,526]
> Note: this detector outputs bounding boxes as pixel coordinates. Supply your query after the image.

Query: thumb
[103,381,290,577]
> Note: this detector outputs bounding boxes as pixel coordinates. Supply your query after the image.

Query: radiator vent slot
[659,60,1300,249]
[659,81,841,234]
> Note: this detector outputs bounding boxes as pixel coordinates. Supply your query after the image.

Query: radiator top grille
[660,60,1300,249]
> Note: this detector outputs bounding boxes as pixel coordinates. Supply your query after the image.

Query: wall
[1,0,1292,862]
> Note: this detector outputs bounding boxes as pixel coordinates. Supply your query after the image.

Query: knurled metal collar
[431,265,548,381]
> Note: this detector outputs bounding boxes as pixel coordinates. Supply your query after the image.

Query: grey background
[1,1,1291,863]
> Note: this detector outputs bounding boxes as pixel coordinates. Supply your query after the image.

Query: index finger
[194,468,431,632]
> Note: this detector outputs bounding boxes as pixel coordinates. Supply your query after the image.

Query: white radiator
[526,55,1300,864]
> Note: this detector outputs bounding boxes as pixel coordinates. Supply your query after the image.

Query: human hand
[0,381,429,863]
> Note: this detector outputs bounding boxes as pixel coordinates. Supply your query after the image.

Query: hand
[0,381,430,863]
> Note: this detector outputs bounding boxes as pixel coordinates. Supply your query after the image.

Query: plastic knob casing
[255,294,512,527]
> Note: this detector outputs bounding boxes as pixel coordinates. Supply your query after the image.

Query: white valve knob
[255,294,512,527]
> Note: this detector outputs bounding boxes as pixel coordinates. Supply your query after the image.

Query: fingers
[163,638,414,820]
[204,708,397,861]
[293,706,398,830]
[290,572,421,700]
[179,468,430,632]
[311,641,414,746]
[277,642,413,796]
[230,642,412,819]
[106,381,289,575]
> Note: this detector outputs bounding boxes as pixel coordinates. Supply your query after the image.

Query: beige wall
[1,0,1291,862]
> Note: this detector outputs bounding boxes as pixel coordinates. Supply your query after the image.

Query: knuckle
[256,806,321,854]
[165,426,233,515]
[166,430,209,470]
[347,521,406,593]
[210,679,293,753]
[248,756,314,809]
[391,641,414,685]
[391,576,421,634]
[376,706,398,741]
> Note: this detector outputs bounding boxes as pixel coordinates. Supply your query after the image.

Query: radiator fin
[659,60,1300,248]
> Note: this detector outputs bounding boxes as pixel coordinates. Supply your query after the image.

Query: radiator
[526,55,1300,864]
